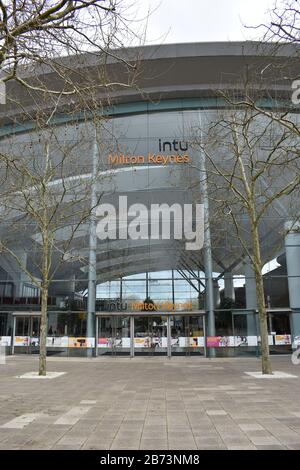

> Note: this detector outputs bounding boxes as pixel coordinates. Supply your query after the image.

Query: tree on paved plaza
[0,1,148,375]
[190,101,300,374]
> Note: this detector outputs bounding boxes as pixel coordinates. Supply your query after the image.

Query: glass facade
[7,308,292,357]
[0,104,298,357]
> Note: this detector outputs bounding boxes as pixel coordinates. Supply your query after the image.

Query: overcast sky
[128,0,275,45]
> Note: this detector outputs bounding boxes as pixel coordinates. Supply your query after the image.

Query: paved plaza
[0,355,300,450]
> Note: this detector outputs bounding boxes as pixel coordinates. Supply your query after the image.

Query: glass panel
[171,315,204,355]
[97,316,130,355]
[268,312,292,353]
[269,313,290,335]
[15,316,29,336]
[134,315,167,355]
[0,313,12,348]
[0,313,9,335]
[231,312,258,356]
[30,317,40,352]
[68,312,87,337]
[14,316,30,350]
[31,317,40,338]
[215,310,233,336]
[48,312,68,336]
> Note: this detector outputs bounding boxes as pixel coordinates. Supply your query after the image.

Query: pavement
[0,354,300,450]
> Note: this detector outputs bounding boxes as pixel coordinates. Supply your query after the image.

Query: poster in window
[0,336,11,346]
[68,337,95,347]
[275,334,291,345]
[14,336,29,346]
[234,336,248,347]
[98,337,112,348]
[247,336,258,346]
[46,336,68,347]
[122,337,130,348]
[134,337,146,347]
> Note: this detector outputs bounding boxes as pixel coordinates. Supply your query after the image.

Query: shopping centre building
[0,42,299,357]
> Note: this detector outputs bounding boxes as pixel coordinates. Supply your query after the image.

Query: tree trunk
[251,223,273,374]
[39,227,50,376]
[39,283,48,375]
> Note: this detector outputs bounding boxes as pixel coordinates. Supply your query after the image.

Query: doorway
[170,314,205,356]
[13,314,40,354]
[134,315,168,355]
[97,315,131,356]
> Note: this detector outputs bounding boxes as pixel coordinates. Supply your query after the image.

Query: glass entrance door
[97,316,130,356]
[14,315,40,354]
[29,316,40,354]
[134,315,168,355]
[170,315,205,355]
[14,315,30,352]
[268,311,292,353]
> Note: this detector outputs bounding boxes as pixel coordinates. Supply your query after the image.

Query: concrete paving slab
[0,355,299,450]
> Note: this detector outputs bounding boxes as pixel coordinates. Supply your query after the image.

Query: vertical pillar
[213,279,220,308]
[172,270,175,307]
[95,316,98,357]
[199,146,215,356]
[244,262,258,335]
[285,221,300,340]
[11,315,16,355]
[29,315,33,354]
[120,277,123,303]
[87,131,98,357]
[167,315,171,358]
[198,270,202,309]
[146,272,149,298]
[18,252,28,298]
[203,314,207,357]
[268,314,273,334]
[130,316,134,358]
[1,251,28,298]
[70,274,76,300]
[224,271,235,302]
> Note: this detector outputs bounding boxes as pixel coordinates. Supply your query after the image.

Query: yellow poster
[68,337,86,347]
[134,337,146,347]
[14,336,29,346]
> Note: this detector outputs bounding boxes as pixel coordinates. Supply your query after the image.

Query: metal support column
[268,313,273,334]
[120,277,123,303]
[285,221,300,340]
[167,315,171,358]
[87,131,98,357]
[203,314,207,358]
[224,271,235,302]
[199,137,215,357]
[95,316,98,357]
[198,270,201,309]
[130,316,135,358]
[11,315,16,355]
[146,272,149,298]
[28,315,32,354]
[244,261,258,336]
[172,270,175,306]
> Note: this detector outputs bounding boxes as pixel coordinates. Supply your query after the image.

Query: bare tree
[0,1,141,93]
[190,105,300,374]
[237,1,300,137]
[0,108,116,375]
[200,5,300,372]
[0,1,148,375]
[254,0,300,43]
